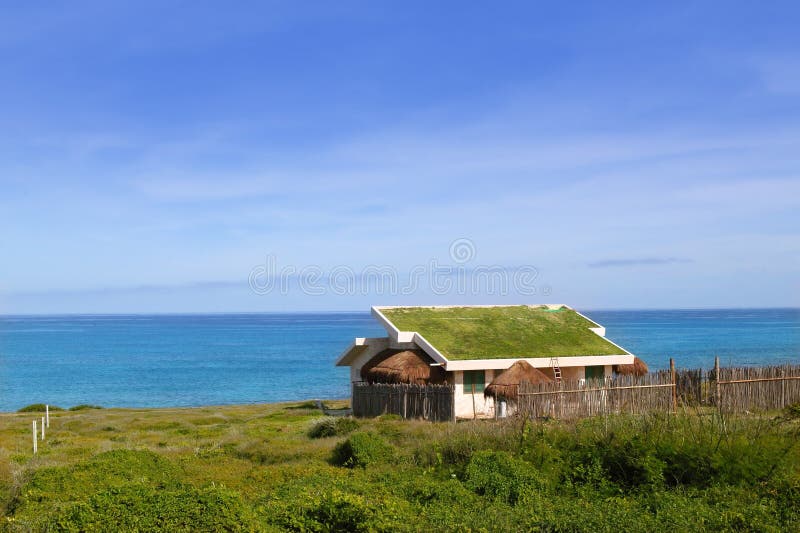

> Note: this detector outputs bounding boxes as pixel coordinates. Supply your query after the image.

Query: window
[585,366,605,381]
[463,370,485,394]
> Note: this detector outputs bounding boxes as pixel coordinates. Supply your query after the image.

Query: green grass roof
[380,305,626,360]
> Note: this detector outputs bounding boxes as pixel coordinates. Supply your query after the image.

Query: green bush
[20,449,182,506]
[286,400,321,410]
[783,403,800,420]
[51,485,258,531]
[331,432,394,468]
[16,404,63,413]
[593,436,665,490]
[413,422,519,474]
[308,417,360,439]
[69,404,104,411]
[294,489,412,532]
[768,475,800,524]
[464,450,542,504]
[260,468,419,532]
[657,441,718,487]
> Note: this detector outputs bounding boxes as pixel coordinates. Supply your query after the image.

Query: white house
[336,305,635,419]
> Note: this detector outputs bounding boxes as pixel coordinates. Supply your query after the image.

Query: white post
[33,420,38,454]
[498,400,507,418]
[46,404,50,428]
[41,416,45,440]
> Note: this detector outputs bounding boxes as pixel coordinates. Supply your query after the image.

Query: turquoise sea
[0,308,797,411]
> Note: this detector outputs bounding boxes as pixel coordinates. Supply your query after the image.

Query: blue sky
[1,1,798,313]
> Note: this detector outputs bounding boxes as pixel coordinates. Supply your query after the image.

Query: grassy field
[381,305,626,359]
[2,401,799,532]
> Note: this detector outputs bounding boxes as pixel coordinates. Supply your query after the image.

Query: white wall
[452,369,496,418]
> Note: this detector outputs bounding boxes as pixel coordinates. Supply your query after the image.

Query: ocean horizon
[1,307,797,412]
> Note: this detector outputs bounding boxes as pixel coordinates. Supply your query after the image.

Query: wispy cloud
[587,258,693,269]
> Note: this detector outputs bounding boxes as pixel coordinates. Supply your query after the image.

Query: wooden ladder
[550,357,562,384]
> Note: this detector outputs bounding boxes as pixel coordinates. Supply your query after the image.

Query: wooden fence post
[670,358,677,413]
[781,365,787,408]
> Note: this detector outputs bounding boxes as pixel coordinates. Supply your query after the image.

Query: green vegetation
[331,431,394,468]
[68,404,104,411]
[15,404,63,413]
[381,305,625,359]
[2,402,799,531]
[308,417,360,439]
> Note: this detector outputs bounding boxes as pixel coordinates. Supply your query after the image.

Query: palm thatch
[614,356,649,376]
[361,349,446,385]
[484,360,553,401]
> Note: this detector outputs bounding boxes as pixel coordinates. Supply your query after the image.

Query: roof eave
[335,337,390,366]
[445,354,635,371]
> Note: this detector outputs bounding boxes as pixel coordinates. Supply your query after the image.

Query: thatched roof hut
[361,349,446,385]
[484,360,553,401]
[613,356,649,376]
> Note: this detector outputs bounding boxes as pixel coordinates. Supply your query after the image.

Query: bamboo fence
[517,373,676,419]
[351,361,800,422]
[515,360,800,419]
[715,361,800,413]
[352,382,455,422]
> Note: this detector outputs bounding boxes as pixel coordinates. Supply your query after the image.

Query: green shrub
[51,485,258,531]
[20,449,182,506]
[564,432,665,492]
[464,450,542,504]
[69,404,104,411]
[331,432,394,468]
[260,468,419,532]
[230,438,306,465]
[0,456,13,510]
[657,441,718,487]
[597,437,665,490]
[303,489,407,532]
[308,417,360,439]
[768,475,800,524]
[286,400,320,410]
[413,422,518,473]
[265,488,416,532]
[783,403,800,420]
[16,404,63,413]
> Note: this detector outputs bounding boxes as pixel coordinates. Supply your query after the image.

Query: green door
[585,366,605,381]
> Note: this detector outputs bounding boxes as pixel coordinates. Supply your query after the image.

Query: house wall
[451,364,617,418]
[538,365,613,382]
[538,366,584,382]
[452,369,497,418]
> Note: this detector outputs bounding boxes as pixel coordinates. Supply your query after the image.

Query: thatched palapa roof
[613,356,649,376]
[484,360,553,400]
[361,349,446,385]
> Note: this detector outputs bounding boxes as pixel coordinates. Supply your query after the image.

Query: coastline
[2,308,797,411]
